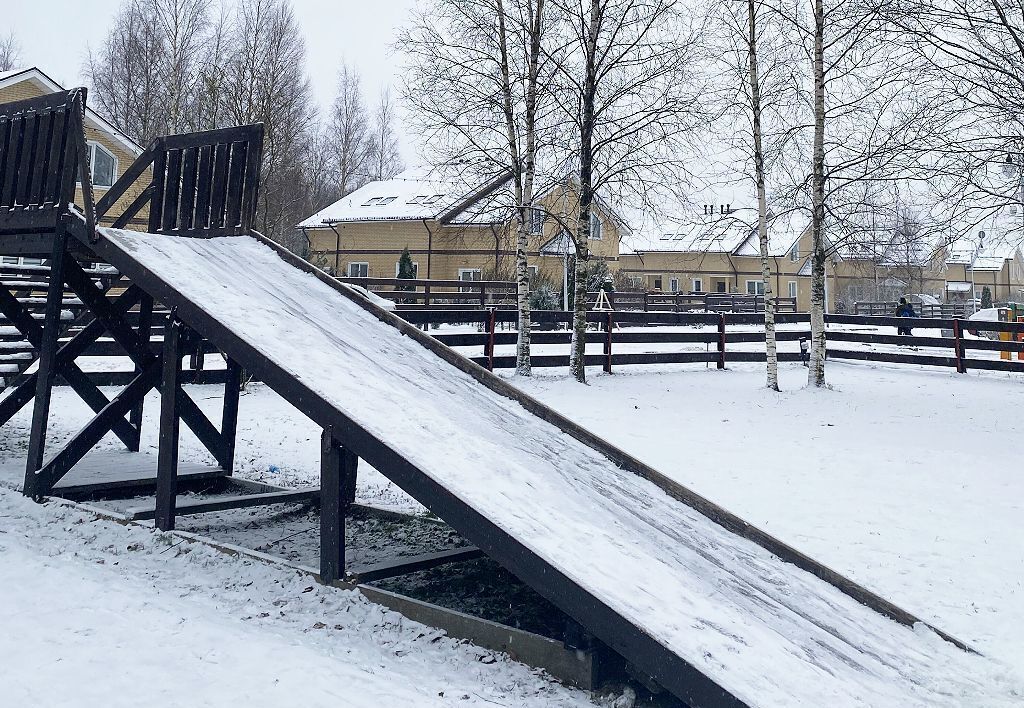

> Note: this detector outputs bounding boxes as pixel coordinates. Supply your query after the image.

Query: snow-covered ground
[511,362,1024,671]
[1,358,1022,704]
[0,488,596,708]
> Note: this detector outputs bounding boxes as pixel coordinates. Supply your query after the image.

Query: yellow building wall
[303,185,623,288]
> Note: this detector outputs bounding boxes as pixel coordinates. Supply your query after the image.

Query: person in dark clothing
[895,297,916,335]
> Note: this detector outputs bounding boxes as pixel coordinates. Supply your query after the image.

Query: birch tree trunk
[569,0,600,384]
[747,0,779,391]
[808,0,828,387]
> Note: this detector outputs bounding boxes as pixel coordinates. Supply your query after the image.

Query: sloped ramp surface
[95,228,1020,708]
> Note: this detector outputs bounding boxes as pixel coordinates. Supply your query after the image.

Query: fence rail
[853,301,969,318]
[398,309,1024,375]
[585,291,798,313]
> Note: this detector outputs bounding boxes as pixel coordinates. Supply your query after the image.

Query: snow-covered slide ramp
[91,227,1018,708]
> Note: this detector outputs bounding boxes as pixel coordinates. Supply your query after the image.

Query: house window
[525,208,545,235]
[715,280,727,293]
[692,278,703,293]
[652,276,663,291]
[528,265,539,281]
[395,261,419,278]
[88,142,117,188]
[347,262,369,278]
[1,256,19,265]
[669,277,679,293]
[746,280,765,296]
[590,212,602,240]
[788,281,798,299]
[789,242,800,262]
[459,268,482,292]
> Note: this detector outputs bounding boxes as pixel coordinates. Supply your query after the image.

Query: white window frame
[789,242,800,262]
[590,212,603,240]
[458,268,482,281]
[528,265,539,280]
[669,277,679,293]
[788,280,798,299]
[347,262,369,278]
[85,141,118,189]
[692,278,703,293]
[746,280,765,296]
[395,260,419,278]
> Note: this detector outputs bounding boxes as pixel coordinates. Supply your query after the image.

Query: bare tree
[765,0,943,386]
[548,0,707,383]
[328,62,373,196]
[222,0,314,250]
[367,88,405,181]
[895,0,1024,242]
[401,0,557,376]
[0,31,21,72]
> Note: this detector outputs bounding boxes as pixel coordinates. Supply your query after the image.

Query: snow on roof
[625,207,805,258]
[297,166,511,228]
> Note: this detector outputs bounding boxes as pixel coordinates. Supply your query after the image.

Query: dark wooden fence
[338,277,517,309]
[586,291,798,313]
[853,301,969,318]
[398,309,1024,375]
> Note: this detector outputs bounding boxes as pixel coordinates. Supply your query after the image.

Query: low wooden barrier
[398,309,1024,375]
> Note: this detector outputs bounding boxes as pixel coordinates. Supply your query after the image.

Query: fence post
[485,308,496,371]
[479,284,486,308]
[603,312,613,374]
[952,319,967,374]
[717,313,726,369]
[642,291,649,312]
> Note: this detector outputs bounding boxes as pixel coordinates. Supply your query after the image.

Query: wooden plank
[161,148,182,232]
[193,144,213,229]
[348,546,484,583]
[127,488,319,521]
[24,234,68,497]
[320,428,345,583]
[225,141,247,227]
[209,142,229,228]
[178,145,198,231]
[53,464,226,499]
[148,147,166,232]
[155,319,183,531]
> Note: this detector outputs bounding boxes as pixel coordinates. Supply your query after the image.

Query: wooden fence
[853,301,969,318]
[338,277,517,309]
[586,291,798,313]
[398,309,1024,375]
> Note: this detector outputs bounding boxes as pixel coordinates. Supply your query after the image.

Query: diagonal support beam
[63,258,231,466]
[30,360,162,495]
[0,284,142,447]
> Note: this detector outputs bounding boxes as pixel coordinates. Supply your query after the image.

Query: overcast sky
[6,0,419,159]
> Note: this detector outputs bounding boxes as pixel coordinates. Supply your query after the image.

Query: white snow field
[0,487,595,708]
[54,227,1017,707]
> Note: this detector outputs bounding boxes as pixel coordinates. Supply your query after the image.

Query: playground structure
[0,89,1009,707]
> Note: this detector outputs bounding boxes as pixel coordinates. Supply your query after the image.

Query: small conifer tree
[396,247,416,292]
[981,285,992,309]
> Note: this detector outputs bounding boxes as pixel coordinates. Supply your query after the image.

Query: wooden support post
[717,313,727,370]
[320,427,358,583]
[221,358,242,474]
[485,308,496,371]
[156,319,183,531]
[603,312,613,374]
[24,234,69,499]
[128,293,154,450]
[953,319,967,374]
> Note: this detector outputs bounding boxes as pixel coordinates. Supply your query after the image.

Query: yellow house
[0,67,147,248]
[297,168,624,288]
[619,208,811,308]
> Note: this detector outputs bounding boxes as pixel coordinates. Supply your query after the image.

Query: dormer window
[421,194,446,205]
[88,142,117,188]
